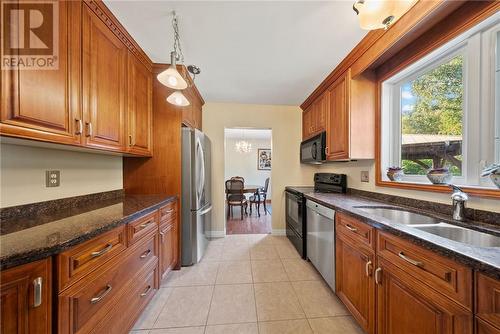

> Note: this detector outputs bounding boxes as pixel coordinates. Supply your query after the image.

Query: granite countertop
[301,191,500,279]
[0,194,176,270]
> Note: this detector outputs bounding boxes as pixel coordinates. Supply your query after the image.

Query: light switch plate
[361,171,369,183]
[46,170,60,187]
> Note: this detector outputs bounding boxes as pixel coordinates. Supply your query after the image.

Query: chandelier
[235,140,252,153]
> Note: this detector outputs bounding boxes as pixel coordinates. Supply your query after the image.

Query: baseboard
[271,229,286,236]
[207,230,225,238]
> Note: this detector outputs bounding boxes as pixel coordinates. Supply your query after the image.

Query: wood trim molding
[374,1,500,199]
[84,0,153,71]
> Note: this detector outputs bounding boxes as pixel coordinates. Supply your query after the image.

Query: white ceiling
[105,1,367,106]
[225,128,272,140]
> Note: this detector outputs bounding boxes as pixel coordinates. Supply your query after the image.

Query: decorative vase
[386,167,404,181]
[426,168,452,184]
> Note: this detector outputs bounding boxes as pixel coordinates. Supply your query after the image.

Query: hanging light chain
[172,11,184,63]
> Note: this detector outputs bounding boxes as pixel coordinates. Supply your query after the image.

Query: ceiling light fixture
[353,0,414,30]
[157,11,201,107]
[234,129,252,153]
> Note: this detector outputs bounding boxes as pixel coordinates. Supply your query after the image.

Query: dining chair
[249,177,270,217]
[225,179,248,220]
[231,176,245,183]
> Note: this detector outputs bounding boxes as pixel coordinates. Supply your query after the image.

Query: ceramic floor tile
[207,284,257,325]
[201,244,223,262]
[271,236,293,246]
[275,243,301,259]
[292,281,349,318]
[308,316,365,334]
[162,262,219,287]
[248,234,275,246]
[251,260,288,283]
[154,286,213,328]
[133,288,173,329]
[259,319,313,334]
[282,259,321,281]
[130,331,150,334]
[223,235,250,246]
[216,261,252,284]
[250,245,279,260]
[221,244,251,261]
[205,323,258,334]
[148,327,205,334]
[254,282,305,321]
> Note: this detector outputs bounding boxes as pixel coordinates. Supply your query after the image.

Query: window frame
[377,12,500,197]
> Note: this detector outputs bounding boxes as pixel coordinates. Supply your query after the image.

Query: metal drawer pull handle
[91,285,112,304]
[140,221,154,229]
[375,268,382,285]
[33,277,42,307]
[75,119,83,135]
[91,244,113,258]
[365,260,372,277]
[140,249,151,259]
[345,224,358,232]
[398,252,423,267]
[164,209,174,213]
[86,122,93,137]
[159,231,165,243]
[140,285,152,297]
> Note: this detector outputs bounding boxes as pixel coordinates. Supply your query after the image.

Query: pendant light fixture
[353,0,414,30]
[235,129,252,154]
[157,11,200,107]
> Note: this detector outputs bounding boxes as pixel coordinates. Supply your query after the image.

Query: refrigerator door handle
[195,137,206,206]
[198,204,213,216]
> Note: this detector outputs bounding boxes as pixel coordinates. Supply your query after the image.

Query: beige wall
[0,143,123,208]
[317,161,500,213]
[225,136,272,197]
[203,102,316,235]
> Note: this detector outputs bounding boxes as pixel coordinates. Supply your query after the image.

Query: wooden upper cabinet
[0,1,82,145]
[0,259,52,334]
[302,92,327,140]
[302,106,313,139]
[82,4,126,152]
[181,90,202,130]
[326,70,350,160]
[127,52,152,156]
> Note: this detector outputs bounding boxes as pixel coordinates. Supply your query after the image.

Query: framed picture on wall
[257,149,272,170]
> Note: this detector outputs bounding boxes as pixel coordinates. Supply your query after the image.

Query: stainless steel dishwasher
[306,200,335,291]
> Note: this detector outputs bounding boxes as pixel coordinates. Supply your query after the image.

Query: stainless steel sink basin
[414,224,500,248]
[355,206,440,225]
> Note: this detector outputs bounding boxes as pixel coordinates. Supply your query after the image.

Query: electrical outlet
[361,171,369,183]
[46,170,60,187]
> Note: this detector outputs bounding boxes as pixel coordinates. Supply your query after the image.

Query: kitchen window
[380,13,500,189]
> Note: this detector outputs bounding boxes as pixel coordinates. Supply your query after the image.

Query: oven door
[285,191,303,236]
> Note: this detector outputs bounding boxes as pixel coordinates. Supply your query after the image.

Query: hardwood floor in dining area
[226,204,272,235]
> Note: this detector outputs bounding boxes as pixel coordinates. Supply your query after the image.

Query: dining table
[225,185,262,194]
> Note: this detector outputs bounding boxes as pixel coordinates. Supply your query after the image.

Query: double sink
[355,206,500,248]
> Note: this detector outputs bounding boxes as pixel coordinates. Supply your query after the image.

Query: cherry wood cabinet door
[476,318,500,334]
[326,69,350,160]
[1,1,82,145]
[82,4,126,152]
[159,221,177,277]
[314,92,328,135]
[376,257,472,334]
[0,259,52,334]
[302,107,313,140]
[336,234,375,334]
[127,52,152,156]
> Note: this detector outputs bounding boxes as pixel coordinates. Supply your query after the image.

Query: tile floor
[130,234,364,334]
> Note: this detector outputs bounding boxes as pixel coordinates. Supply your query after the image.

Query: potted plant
[426,167,452,184]
[386,166,404,181]
[481,163,500,189]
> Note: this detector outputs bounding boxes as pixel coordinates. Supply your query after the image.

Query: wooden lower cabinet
[336,232,375,334]
[159,219,178,277]
[0,259,52,334]
[477,318,500,334]
[376,257,472,334]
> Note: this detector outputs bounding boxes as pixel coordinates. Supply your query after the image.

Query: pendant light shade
[167,91,190,107]
[353,0,414,30]
[157,52,188,90]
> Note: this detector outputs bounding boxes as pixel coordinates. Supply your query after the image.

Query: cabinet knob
[33,277,42,308]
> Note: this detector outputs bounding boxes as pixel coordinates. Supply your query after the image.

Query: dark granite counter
[302,191,500,279]
[0,193,176,270]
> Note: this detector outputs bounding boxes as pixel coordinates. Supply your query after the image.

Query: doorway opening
[224,128,272,235]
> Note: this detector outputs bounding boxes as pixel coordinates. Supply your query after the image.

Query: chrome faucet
[449,185,468,221]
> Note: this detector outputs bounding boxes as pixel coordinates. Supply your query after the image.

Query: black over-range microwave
[300,132,326,164]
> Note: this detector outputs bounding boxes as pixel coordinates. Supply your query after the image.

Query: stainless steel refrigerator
[181,128,212,266]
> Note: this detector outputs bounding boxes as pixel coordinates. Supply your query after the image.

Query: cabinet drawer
[127,211,158,245]
[377,232,472,309]
[336,212,375,249]
[58,233,157,333]
[476,318,500,334]
[160,201,177,222]
[58,226,126,291]
[476,272,500,327]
